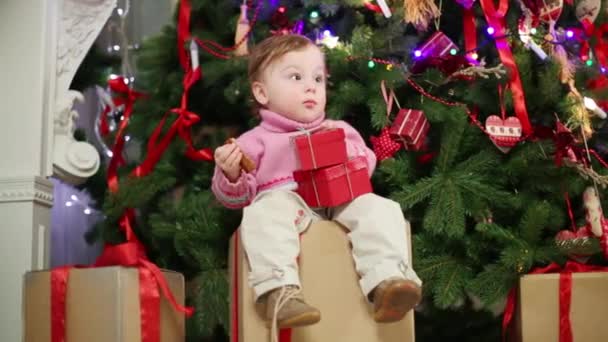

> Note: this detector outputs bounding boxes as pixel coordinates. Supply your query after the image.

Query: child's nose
[305,79,317,93]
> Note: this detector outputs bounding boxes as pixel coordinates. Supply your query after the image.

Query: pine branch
[390,176,439,209]
[188,269,229,338]
[436,118,467,172]
[423,181,465,237]
[469,264,517,307]
[519,201,551,245]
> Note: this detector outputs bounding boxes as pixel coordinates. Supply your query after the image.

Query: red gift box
[389,109,430,151]
[417,32,458,60]
[293,128,348,170]
[293,156,372,208]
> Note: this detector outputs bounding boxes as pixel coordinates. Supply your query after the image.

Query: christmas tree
[87,0,608,340]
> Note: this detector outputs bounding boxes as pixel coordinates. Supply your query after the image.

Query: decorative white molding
[0,177,54,207]
[52,0,116,185]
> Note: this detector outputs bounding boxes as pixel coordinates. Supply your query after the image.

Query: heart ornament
[485,115,522,153]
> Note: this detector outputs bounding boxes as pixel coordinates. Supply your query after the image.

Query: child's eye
[315,75,325,83]
[290,74,302,81]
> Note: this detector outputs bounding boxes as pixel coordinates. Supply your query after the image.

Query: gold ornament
[403,0,441,31]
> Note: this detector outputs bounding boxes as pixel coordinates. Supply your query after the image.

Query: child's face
[252,45,326,123]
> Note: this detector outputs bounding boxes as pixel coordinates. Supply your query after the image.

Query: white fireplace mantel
[0,1,116,340]
[52,0,117,185]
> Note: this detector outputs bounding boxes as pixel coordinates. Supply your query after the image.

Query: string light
[113,45,121,51]
[414,50,422,58]
[318,29,340,49]
[530,28,537,35]
[566,30,574,39]
[450,48,457,55]
[586,59,594,67]
[64,192,95,215]
[487,27,495,35]
[471,52,479,60]
[278,6,286,13]
[368,60,376,68]
[117,8,124,16]
[310,10,319,18]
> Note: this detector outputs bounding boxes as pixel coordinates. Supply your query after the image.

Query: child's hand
[214,142,243,182]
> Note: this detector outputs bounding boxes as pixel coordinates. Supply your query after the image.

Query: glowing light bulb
[584,97,607,119]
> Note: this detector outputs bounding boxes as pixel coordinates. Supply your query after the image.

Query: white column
[0,0,114,340]
[0,1,56,341]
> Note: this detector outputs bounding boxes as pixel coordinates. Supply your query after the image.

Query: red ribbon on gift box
[502,261,608,342]
[50,209,194,342]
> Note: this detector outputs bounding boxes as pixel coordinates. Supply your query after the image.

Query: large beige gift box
[512,272,608,342]
[229,220,416,342]
[23,266,185,341]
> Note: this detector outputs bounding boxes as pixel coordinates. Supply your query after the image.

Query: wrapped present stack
[292,128,373,207]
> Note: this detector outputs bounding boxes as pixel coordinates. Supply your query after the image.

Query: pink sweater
[211,109,377,209]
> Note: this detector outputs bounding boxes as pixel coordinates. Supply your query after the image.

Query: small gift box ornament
[388,109,430,151]
[484,115,522,153]
[415,32,458,61]
[293,156,372,208]
[293,128,348,171]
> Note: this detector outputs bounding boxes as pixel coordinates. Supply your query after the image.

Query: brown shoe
[371,278,421,323]
[264,286,321,328]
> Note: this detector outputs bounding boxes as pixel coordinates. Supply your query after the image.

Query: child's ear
[251,81,269,105]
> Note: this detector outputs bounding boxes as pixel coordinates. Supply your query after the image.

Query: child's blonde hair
[248,34,317,84]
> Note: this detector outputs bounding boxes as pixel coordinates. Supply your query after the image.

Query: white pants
[241,190,422,301]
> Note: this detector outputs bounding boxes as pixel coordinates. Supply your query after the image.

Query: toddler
[212,34,422,328]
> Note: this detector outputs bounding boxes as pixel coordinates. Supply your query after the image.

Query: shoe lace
[270,286,301,342]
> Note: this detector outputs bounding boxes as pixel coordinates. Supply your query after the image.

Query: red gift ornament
[388,109,430,151]
[293,156,373,207]
[416,32,458,61]
[484,115,522,153]
[293,128,348,171]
